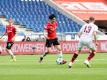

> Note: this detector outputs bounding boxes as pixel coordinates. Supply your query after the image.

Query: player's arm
[93,31,97,45]
[43,25,48,39]
[77,25,84,38]
[48,26,56,31]
[96,30,105,35]
[0,32,5,43]
[93,25,98,46]
[43,29,48,39]
[4,25,8,35]
[93,31,97,42]
[0,32,6,38]
[77,32,82,38]
[49,22,57,31]
[51,27,55,31]
[93,25,99,46]
[12,27,17,42]
[0,27,7,39]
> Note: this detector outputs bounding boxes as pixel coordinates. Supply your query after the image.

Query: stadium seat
[0,0,81,34]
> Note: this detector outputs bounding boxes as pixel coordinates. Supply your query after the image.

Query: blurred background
[0,0,107,42]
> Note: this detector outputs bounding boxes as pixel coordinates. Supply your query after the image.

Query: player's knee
[92,50,96,54]
[75,53,78,56]
[57,49,62,52]
[74,50,80,55]
[74,51,78,55]
[45,52,49,54]
[55,45,61,50]
[73,53,78,58]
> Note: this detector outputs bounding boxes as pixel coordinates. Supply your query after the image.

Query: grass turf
[0,53,107,80]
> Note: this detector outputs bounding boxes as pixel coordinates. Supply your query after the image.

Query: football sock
[87,51,96,61]
[42,52,49,57]
[71,53,78,63]
[58,51,63,58]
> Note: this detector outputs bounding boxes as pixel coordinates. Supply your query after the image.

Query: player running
[68,17,98,68]
[4,18,16,61]
[39,14,66,64]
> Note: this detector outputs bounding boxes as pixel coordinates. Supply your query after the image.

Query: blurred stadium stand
[0,0,81,34]
[47,0,107,33]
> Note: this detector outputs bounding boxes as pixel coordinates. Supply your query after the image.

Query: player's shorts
[45,38,60,47]
[6,42,14,49]
[78,39,96,51]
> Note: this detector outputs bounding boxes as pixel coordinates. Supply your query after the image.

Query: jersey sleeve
[94,25,98,32]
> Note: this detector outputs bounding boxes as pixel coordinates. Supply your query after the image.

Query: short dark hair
[89,17,95,21]
[49,14,56,20]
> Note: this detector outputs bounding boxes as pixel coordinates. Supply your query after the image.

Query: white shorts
[78,39,96,51]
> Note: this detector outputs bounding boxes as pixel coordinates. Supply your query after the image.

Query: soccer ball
[56,58,67,65]
[56,58,63,64]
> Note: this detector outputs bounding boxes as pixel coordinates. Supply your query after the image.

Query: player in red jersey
[39,14,66,64]
[4,18,16,61]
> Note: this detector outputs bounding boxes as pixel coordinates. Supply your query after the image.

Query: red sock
[87,50,96,61]
[71,53,78,63]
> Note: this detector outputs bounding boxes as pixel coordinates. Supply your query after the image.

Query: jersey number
[84,26,92,33]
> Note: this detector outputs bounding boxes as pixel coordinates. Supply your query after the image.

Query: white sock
[84,60,89,64]
[57,51,63,58]
[68,62,73,66]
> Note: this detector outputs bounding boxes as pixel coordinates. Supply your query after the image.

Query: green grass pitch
[0,53,107,80]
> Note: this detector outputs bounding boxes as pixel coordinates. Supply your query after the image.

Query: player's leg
[54,45,67,64]
[53,38,63,58]
[84,50,96,68]
[68,50,81,68]
[68,41,83,68]
[39,47,51,62]
[84,42,96,68]
[39,39,52,62]
[87,50,96,61]
[42,51,49,58]
[0,39,3,54]
[54,45,63,59]
[6,42,16,61]
[53,38,66,64]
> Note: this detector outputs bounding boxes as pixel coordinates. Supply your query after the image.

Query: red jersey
[5,25,16,42]
[44,22,57,39]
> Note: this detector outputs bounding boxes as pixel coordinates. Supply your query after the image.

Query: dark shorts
[45,38,60,47]
[6,42,14,49]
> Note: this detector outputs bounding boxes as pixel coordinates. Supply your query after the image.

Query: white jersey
[79,22,98,41]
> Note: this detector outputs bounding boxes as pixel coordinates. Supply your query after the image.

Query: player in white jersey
[68,17,98,68]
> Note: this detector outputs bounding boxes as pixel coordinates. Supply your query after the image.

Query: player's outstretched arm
[77,32,82,38]
[43,30,48,39]
[93,31,97,46]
